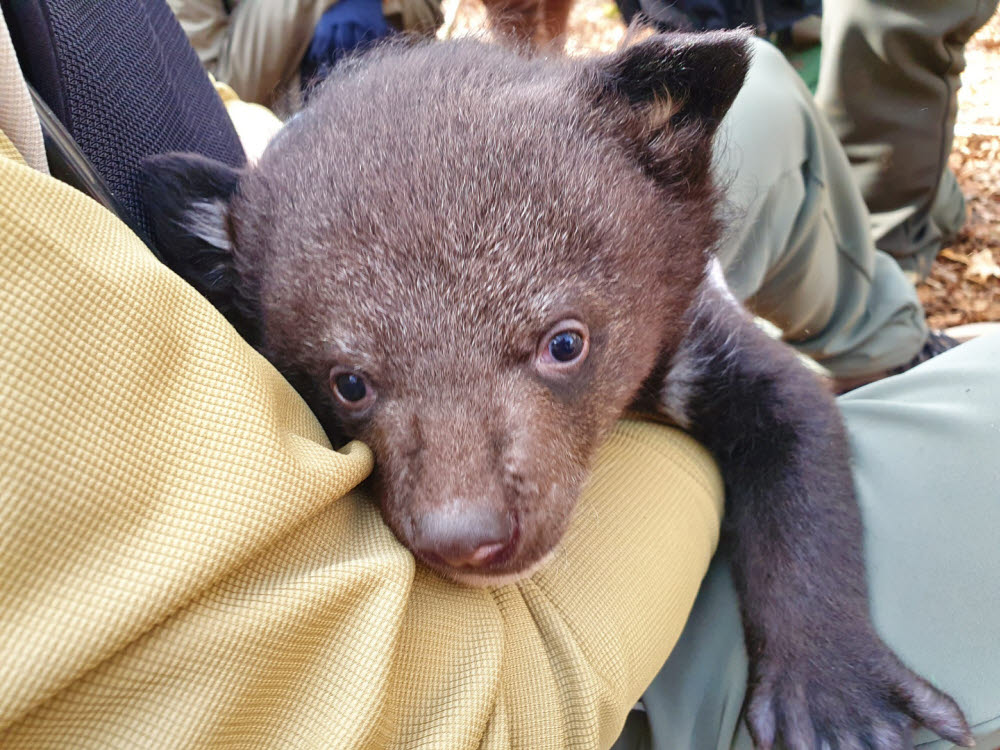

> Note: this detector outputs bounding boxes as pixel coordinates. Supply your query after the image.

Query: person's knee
[717,39,811,188]
[746,36,794,78]
[740,38,812,125]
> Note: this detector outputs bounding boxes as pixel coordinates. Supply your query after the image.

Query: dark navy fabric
[301,0,391,89]
[618,0,820,33]
[1,0,246,248]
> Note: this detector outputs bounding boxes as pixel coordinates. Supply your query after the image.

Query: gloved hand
[301,0,391,87]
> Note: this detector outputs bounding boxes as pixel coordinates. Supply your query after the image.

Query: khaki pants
[816,0,999,277]
[714,39,929,379]
[613,330,1000,749]
[168,0,443,109]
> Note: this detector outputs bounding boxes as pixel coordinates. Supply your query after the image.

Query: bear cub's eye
[549,331,584,362]
[536,320,589,375]
[330,368,376,411]
[336,373,367,401]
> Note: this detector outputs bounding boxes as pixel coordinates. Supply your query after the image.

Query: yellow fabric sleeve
[0,132,724,749]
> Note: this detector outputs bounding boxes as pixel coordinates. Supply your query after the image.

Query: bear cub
[144,32,971,750]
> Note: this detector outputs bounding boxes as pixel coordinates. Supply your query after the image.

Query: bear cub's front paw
[744,628,972,750]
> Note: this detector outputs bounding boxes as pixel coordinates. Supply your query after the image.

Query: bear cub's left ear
[595,28,752,134]
[589,29,753,185]
[141,152,260,344]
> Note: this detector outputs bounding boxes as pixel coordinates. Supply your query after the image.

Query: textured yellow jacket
[0,121,723,748]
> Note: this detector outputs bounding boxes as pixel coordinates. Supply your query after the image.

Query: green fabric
[781,43,821,93]
[613,332,1000,749]
[815,0,998,278]
[714,38,926,378]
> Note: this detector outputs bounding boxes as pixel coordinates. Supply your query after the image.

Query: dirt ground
[921,10,1000,328]
[441,1,1000,330]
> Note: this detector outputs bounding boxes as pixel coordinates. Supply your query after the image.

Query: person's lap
[614,332,1000,749]
[714,38,927,379]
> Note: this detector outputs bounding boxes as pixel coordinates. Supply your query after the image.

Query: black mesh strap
[1,0,246,252]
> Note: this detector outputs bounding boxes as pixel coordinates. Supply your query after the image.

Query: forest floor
[441,2,1000,330]
[920,10,1000,329]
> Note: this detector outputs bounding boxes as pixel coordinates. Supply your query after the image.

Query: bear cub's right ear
[141,153,260,344]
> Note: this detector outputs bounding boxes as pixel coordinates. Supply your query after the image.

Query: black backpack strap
[1,0,246,255]
[28,84,155,254]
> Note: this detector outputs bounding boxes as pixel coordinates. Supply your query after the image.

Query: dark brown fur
[188,39,719,579]
[142,33,971,748]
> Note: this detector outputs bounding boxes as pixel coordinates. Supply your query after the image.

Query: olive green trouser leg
[611,332,1000,750]
[815,0,999,278]
[714,39,927,379]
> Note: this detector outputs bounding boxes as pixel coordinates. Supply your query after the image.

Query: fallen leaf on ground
[965,248,1000,283]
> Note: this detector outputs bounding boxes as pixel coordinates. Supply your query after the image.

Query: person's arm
[169,0,342,107]
[216,0,339,106]
[0,133,723,748]
[166,0,233,72]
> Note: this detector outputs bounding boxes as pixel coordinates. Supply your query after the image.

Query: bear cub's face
[143,32,750,584]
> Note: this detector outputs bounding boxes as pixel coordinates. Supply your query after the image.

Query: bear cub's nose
[415,504,515,568]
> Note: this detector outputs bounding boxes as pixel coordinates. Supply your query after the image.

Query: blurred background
[439,1,1000,331]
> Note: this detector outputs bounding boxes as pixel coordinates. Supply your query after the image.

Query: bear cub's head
[143,31,750,585]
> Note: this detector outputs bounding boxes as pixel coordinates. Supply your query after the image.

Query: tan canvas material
[0,13,48,173]
[168,0,442,108]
